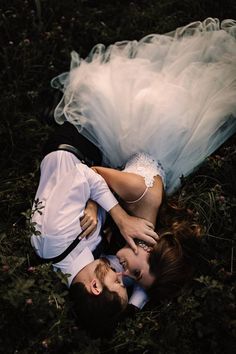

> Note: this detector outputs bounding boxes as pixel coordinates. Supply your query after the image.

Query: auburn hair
[149,198,202,301]
[103,198,202,302]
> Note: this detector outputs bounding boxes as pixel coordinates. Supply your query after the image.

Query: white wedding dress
[51,18,236,194]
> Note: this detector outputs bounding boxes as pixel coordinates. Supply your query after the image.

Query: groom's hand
[109,204,159,254]
[80,200,98,239]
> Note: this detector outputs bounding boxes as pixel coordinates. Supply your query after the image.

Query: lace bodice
[123,152,166,190]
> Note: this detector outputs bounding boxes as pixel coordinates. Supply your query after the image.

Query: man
[31,122,157,333]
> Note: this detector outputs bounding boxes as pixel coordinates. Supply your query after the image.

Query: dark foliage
[0,0,235,353]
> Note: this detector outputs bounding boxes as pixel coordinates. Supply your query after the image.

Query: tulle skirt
[51,18,236,194]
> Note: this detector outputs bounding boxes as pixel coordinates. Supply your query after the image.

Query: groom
[31,121,157,334]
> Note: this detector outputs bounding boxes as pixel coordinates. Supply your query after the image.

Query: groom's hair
[70,282,124,336]
[69,258,126,336]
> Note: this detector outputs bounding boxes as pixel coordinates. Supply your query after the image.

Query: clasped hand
[79,200,98,239]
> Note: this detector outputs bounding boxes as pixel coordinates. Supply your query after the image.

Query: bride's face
[116,245,156,289]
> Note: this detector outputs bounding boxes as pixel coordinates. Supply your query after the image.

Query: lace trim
[124,152,166,185]
[122,152,166,204]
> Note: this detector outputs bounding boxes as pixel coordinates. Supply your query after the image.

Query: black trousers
[42,122,102,165]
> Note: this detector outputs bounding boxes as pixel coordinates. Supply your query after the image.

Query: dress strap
[125,187,149,204]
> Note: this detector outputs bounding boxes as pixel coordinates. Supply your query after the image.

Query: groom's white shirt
[31,150,148,307]
[31,150,117,285]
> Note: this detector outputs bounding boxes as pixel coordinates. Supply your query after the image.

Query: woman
[90,154,201,302]
[51,18,236,301]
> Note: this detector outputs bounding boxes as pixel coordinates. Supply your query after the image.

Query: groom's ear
[89,278,103,295]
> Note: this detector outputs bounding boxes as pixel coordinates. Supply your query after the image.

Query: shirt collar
[67,247,94,286]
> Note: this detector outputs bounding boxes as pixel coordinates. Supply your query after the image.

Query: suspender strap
[38,231,83,264]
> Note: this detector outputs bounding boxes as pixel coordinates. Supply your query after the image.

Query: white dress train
[51,18,236,194]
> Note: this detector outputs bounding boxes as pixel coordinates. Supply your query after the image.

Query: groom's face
[116,245,156,289]
[96,259,128,304]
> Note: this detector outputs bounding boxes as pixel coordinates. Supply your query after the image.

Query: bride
[51,18,236,301]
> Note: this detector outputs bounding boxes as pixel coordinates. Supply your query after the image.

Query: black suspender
[37,231,83,264]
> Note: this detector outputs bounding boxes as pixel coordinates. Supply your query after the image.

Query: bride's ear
[89,278,103,295]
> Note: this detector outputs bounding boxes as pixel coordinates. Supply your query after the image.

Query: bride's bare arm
[91,166,146,202]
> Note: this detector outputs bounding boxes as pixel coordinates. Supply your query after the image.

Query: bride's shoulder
[123,152,166,189]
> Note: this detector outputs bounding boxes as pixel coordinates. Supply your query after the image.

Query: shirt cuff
[96,193,118,212]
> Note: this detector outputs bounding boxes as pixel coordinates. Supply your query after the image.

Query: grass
[0,0,236,353]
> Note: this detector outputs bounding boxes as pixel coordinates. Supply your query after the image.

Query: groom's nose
[116,272,123,276]
[116,271,123,280]
[116,272,126,286]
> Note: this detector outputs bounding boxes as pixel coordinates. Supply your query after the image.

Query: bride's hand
[79,200,98,239]
[109,204,159,254]
[119,215,159,254]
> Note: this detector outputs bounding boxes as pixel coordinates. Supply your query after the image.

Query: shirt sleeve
[81,164,118,212]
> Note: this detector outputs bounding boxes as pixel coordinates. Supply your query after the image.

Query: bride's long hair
[148,200,202,301]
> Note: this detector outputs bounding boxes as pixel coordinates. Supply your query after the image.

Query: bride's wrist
[109,204,128,229]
